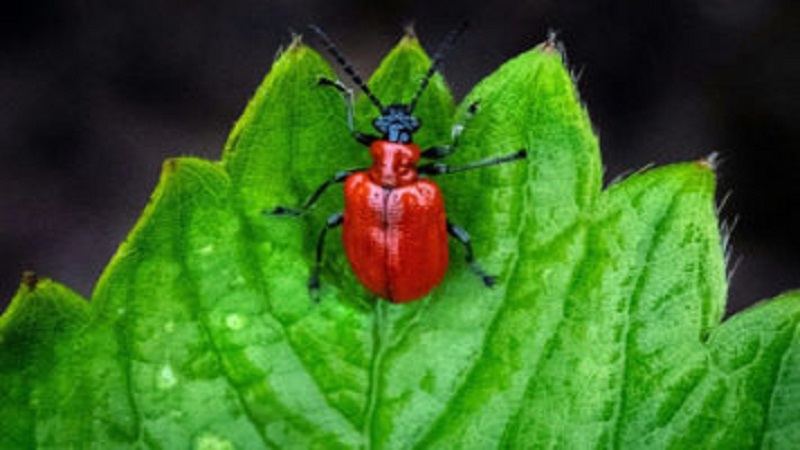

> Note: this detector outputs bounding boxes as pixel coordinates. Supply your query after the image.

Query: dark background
[1,1,798,314]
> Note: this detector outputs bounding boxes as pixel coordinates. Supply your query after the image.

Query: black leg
[446,221,495,287]
[419,149,527,176]
[318,77,378,146]
[268,169,361,216]
[309,212,344,302]
[421,145,456,159]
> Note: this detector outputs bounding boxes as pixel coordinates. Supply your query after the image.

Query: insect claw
[308,274,321,303]
[268,206,301,216]
[317,77,338,87]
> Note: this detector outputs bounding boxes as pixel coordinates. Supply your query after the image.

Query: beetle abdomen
[343,172,448,303]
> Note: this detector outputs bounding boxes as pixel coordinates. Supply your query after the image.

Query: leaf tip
[161,157,225,187]
[271,33,313,68]
[160,157,216,192]
[403,22,418,40]
[21,270,38,291]
[697,152,721,172]
[163,157,182,176]
[1,277,89,335]
[287,32,304,52]
[541,29,566,57]
[397,28,422,50]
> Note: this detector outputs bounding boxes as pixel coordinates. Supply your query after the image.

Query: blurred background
[1,0,797,314]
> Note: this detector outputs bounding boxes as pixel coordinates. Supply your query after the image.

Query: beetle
[270,24,527,303]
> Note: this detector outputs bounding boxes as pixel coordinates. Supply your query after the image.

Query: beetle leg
[317,78,355,134]
[446,220,495,287]
[267,169,362,216]
[318,77,378,146]
[421,145,456,159]
[309,212,344,302]
[419,149,527,176]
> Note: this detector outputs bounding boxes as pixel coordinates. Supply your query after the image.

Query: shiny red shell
[342,141,448,303]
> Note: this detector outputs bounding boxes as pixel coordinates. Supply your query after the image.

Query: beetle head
[373,104,420,143]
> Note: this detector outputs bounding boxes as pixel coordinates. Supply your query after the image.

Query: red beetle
[271,25,526,303]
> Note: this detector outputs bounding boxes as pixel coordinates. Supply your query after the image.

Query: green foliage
[1,34,798,449]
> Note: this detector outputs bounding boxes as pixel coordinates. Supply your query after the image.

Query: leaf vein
[234,218,361,435]
[176,190,277,449]
[500,223,593,447]
[611,188,684,449]
[756,318,800,448]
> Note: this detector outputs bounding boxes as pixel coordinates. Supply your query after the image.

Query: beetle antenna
[408,21,469,112]
[308,25,385,111]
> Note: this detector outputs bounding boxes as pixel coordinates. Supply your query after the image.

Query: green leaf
[0,277,89,449]
[2,33,799,449]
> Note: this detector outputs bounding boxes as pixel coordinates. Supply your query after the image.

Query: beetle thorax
[368,141,421,188]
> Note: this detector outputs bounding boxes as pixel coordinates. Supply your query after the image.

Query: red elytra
[269,25,526,303]
[343,141,448,303]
